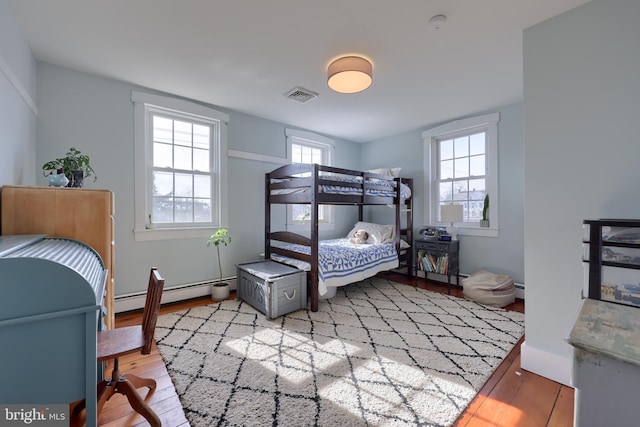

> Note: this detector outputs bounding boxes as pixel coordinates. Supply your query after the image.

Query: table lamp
[441,204,463,240]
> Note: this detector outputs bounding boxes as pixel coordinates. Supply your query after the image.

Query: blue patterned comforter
[271,238,399,296]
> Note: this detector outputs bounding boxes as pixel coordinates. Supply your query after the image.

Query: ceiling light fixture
[327,56,373,94]
[428,14,447,31]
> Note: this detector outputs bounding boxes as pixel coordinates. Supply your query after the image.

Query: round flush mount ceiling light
[428,14,447,30]
[327,56,373,94]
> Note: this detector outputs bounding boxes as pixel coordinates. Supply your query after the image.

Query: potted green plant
[480,194,490,227]
[207,228,232,300]
[42,147,97,188]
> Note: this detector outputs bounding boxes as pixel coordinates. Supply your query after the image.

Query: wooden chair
[76,267,165,426]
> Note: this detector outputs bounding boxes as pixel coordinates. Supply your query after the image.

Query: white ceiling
[10,0,589,143]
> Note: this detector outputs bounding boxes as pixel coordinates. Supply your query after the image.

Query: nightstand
[414,239,460,294]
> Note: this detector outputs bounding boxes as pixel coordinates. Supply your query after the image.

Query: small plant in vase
[207,228,232,301]
[480,194,490,227]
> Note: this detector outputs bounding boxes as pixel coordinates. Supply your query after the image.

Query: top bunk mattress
[271,174,412,199]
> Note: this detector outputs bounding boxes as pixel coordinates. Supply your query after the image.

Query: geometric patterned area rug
[155,277,525,427]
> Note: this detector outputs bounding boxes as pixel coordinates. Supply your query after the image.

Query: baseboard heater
[115,273,525,313]
[115,276,237,313]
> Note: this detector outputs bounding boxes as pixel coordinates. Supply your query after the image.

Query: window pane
[440,139,453,160]
[174,121,192,147]
[311,147,322,164]
[194,175,210,198]
[469,200,483,221]
[469,154,485,176]
[174,145,192,170]
[301,146,313,164]
[454,158,469,178]
[194,198,212,222]
[292,144,302,162]
[174,197,193,222]
[453,180,468,201]
[193,148,210,172]
[153,142,172,168]
[454,136,469,158]
[439,181,453,202]
[469,178,486,197]
[174,173,193,197]
[193,124,210,150]
[440,159,453,179]
[469,132,485,155]
[152,197,173,223]
[153,116,172,143]
[153,171,173,196]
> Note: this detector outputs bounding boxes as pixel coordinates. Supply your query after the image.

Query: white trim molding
[422,112,499,237]
[228,149,288,165]
[0,52,37,116]
[131,90,230,241]
[520,341,572,387]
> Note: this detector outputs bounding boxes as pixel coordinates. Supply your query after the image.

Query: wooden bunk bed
[264,163,413,312]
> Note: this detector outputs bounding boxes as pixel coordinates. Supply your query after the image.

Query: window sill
[456,226,499,238]
[134,226,215,242]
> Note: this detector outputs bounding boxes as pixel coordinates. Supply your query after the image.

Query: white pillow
[346,221,394,245]
[365,167,401,178]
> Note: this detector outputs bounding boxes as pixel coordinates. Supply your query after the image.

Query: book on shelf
[417,251,449,274]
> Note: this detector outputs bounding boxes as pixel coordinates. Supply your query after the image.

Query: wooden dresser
[1,185,115,329]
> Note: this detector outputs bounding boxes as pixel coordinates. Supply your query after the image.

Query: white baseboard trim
[115,273,525,312]
[520,340,572,387]
[115,277,237,313]
[422,271,526,300]
[514,282,525,300]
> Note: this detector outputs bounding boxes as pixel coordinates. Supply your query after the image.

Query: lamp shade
[441,204,463,223]
[327,56,373,94]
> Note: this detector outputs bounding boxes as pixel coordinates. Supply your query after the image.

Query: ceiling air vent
[284,87,318,103]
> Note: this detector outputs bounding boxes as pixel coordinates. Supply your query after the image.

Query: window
[133,92,229,241]
[423,113,499,237]
[285,128,334,228]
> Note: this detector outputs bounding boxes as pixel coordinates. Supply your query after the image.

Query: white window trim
[132,91,229,241]
[285,128,336,232]
[422,112,499,238]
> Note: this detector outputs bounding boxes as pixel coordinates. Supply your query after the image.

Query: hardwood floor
[89,273,574,427]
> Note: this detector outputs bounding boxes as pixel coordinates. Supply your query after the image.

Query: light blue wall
[363,103,525,283]
[35,62,361,295]
[2,0,528,301]
[0,0,37,187]
[523,0,640,385]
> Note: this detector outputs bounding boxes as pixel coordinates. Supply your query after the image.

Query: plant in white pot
[207,228,232,301]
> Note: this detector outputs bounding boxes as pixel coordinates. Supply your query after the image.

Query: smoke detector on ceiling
[428,14,447,31]
[284,87,319,103]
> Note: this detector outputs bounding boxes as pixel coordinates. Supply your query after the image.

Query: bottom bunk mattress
[270,238,399,297]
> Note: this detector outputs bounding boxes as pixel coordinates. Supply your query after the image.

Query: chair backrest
[141,267,165,354]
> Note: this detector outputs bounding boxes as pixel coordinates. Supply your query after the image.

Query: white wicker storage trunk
[236,260,307,319]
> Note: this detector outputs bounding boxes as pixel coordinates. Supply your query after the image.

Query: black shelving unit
[583,219,640,307]
[414,239,459,294]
